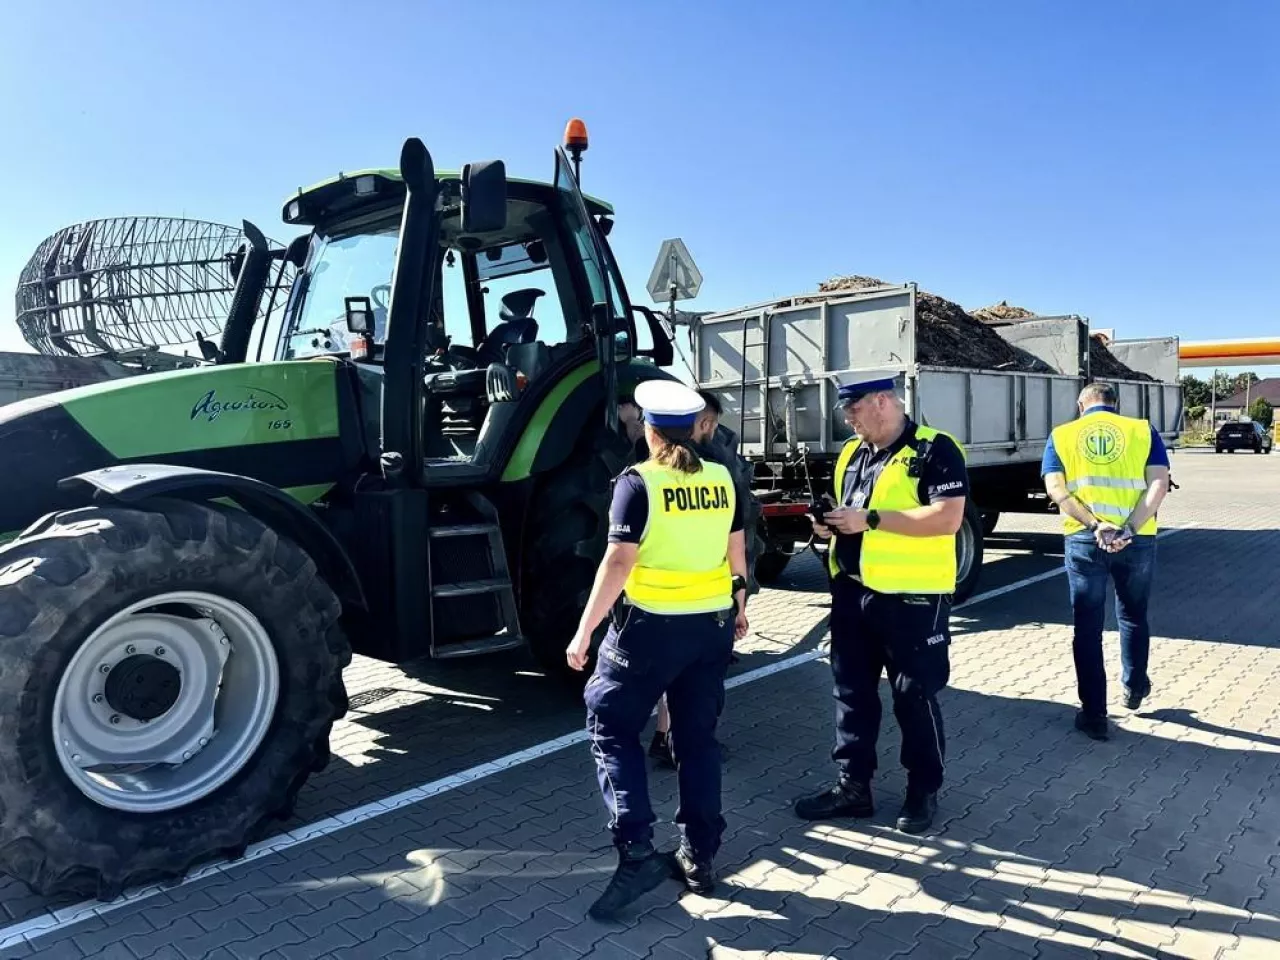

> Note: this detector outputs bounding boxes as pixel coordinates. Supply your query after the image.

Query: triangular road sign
[647,238,703,303]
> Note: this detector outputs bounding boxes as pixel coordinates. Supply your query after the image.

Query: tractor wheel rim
[52,590,279,813]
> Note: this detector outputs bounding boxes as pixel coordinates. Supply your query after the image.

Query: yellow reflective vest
[1049,409,1155,536]
[622,459,736,615]
[828,425,964,595]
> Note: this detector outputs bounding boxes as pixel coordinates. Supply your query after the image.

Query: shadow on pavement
[950,526,1280,650]
[604,682,1280,958]
[1139,707,1280,750]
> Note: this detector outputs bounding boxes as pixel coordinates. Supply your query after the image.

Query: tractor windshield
[280,221,399,360]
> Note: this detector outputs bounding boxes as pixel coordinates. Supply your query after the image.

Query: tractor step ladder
[738,310,773,451]
[427,500,524,658]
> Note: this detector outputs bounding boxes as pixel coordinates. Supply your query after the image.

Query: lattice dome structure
[14,217,296,368]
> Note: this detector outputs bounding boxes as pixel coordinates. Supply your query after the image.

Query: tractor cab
[272,137,667,481]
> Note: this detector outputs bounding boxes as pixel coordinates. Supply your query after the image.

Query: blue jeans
[1064,533,1157,717]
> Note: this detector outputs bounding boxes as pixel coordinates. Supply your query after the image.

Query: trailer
[0,351,137,406]
[689,282,1184,599]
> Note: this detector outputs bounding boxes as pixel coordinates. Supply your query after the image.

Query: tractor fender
[57,463,366,611]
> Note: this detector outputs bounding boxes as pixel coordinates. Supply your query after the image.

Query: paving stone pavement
[2,449,1278,959]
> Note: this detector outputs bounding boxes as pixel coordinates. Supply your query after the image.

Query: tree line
[1179,372,1272,429]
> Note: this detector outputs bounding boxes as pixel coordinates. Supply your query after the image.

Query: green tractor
[0,127,701,898]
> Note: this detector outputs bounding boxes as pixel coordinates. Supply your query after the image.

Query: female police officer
[566,380,750,921]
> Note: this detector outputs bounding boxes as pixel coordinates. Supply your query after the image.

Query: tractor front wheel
[0,499,350,898]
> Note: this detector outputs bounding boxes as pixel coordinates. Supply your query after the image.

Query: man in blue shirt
[1041,382,1172,741]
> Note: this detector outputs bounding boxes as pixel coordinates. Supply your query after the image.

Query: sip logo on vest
[661,484,731,512]
[1078,422,1125,465]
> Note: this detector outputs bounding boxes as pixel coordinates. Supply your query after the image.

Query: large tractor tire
[521,419,634,680]
[953,499,985,604]
[0,499,350,898]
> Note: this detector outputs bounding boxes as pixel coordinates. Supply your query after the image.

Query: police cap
[833,370,903,409]
[634,379,705,428]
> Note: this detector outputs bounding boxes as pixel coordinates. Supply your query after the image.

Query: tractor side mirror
[345,296,375,336]
[461,160,508,234]
[284,234,310,268]
[590,302,632,363]
[613,325,633,363]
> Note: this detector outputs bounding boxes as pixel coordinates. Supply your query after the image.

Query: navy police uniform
[582,380,745,919]
[795,372,970,835]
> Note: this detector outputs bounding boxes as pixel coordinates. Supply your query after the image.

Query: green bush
[1179,428,1216,447]
[1248,398,1273,429]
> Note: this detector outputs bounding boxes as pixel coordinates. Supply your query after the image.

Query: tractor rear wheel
[521,419,634,680]
[0,499,350,898]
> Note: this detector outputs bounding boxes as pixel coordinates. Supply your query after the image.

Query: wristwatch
[866,509,881,530]
[731,574,747,594]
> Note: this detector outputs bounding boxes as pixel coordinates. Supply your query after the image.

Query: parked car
[1216,420,1273,454]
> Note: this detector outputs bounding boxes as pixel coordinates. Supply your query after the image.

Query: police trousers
[830,576,951,792]
[584,603,734,858]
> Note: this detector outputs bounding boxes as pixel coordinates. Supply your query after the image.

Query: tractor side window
[439,249,476,348]
[475,242,568,346]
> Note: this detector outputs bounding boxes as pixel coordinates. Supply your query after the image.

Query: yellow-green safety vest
[1049,410,1155,536]
[622,459,736,615]
[828,425,964,595]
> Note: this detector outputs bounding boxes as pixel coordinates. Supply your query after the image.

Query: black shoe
[896,788,938,835]
[1123,683,1150,710]
[794,778,875,821]
[668,845,716,896]
[588,842,673,921]
[1075,711,1110,741]
[648,731,676,768]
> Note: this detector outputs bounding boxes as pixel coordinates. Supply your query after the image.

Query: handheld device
[808,496,833,524]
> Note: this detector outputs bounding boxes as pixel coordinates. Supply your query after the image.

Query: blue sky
[1,0,1276,375]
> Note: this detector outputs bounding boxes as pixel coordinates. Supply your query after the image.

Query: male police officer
[794,372,969,835]
[1041,381,1170,741]
[569,380,749,919]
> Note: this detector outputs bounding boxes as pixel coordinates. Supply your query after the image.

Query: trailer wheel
[754,530,793,584]
[979,511,1000,538]
[0,499,350,898]
[521,418,633,680]
[954,500,984,604]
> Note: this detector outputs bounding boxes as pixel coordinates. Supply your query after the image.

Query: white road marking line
[0,524,1194,951]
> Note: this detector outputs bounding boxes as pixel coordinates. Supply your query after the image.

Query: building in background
[1213,377,1280,422]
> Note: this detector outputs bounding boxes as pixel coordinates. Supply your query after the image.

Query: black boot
[1075,710,1110,741]
[587,841,673,921]
[668,845,716,896]
[794,778,874,821]
[1123,682,1151,711]
[896,787,938,835]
